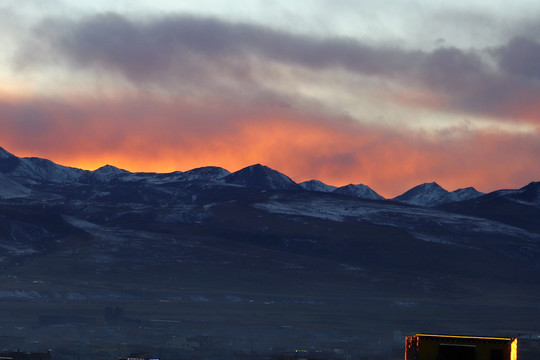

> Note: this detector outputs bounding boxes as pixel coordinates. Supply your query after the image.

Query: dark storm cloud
[418,47,511,115]
[15,12,540,123]
[417,40,540,122]
[497,36,540,79]
[18,13,420,83]
[420,47,485,90]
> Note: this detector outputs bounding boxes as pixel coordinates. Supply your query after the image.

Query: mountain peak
[299,180,337,193]
[452,186,483,196]
[223,164,299,190]
[95,164,127,173]
[441,187,484,204]
[394,183,487,206]
[183,166,231,181]
[0,146,16,159]
[522,182,540,204]
[0,146,21,173]
[333,184,384,200]
[94,165,130,176]
[85,164,130,183]
[393,182,449,206]
[421,181,443,189]
[522,181,540,190]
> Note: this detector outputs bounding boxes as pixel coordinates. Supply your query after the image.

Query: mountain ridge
[0,146,536,206]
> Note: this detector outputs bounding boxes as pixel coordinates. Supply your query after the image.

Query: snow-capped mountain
[299,180,337,192]
[394,183,485,206]
[393,182,448,206]
[0,147,85,184]
[440,187,484,204]
[223,164,300,190]
[333,184,384,200]
[182,166,231,181]
[85,165,130,183]
[0,146,535,207]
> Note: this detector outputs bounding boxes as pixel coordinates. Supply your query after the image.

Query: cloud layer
[16,13,540,123]
[1,9,539,196]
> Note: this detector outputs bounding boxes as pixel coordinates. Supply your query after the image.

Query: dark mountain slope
[1,145,540,353]
[0,203,89,262]
[223,164,300,190]
[439,191,540,233]
[499,181,540,207]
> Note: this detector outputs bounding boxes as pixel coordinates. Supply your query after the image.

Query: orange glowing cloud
[0,94,539,198]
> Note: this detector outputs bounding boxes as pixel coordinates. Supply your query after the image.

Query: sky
[1,0,539,198]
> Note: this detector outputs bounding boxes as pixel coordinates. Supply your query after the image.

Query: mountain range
[0,145,539,354]
[0,146,506,206]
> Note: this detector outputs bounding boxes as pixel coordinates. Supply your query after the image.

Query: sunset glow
[1,1,539,197]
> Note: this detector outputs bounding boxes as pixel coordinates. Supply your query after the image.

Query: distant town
[3,307,540,360]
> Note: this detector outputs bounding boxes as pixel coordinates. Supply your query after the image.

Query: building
[405,334,517,360]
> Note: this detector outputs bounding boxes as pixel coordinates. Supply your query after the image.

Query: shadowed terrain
[0,147,539,357]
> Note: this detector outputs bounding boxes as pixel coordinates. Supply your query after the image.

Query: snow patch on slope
[0,173,31,198]
[253,194,540,248]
